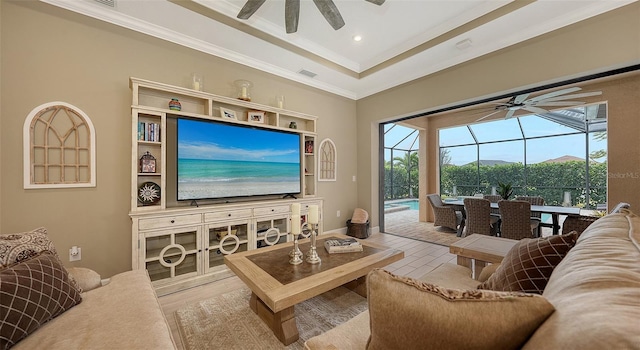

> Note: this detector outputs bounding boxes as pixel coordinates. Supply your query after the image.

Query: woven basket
[346,219,370,239]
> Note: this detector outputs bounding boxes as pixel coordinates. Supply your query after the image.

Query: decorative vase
[289,121,297,129]
[168,98,181,111]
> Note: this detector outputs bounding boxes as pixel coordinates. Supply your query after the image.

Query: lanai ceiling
[43,0,635,99]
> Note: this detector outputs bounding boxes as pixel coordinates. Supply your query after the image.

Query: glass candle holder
[234,79,253,101]
[191,73,203,91]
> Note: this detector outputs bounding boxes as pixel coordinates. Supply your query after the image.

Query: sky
[177,118,300,163]
[384,111,607,166]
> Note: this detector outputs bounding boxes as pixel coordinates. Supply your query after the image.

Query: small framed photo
[248,110,265,124]
[220,107,237,119]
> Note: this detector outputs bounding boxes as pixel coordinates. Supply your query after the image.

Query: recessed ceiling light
[353,35,362,42]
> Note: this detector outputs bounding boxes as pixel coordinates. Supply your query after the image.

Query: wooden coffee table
[224,234,403,345]
[449,234,518,279]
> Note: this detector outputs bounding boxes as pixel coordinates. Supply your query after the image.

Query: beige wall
[357,2,640,227]
[0,1,358,277]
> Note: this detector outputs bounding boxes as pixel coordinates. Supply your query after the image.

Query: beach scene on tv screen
[177,118,301,200]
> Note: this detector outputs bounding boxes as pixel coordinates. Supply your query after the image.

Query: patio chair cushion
[366,269,554,350]
[478,231,578,294]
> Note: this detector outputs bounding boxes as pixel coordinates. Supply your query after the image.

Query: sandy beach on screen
[179,181,299,199]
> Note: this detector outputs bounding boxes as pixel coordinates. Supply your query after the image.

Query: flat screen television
[176,117,302,201]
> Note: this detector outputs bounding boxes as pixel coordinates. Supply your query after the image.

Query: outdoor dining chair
[463,198,500,237]
[515,196,545,220]
[498,200,541,239]
[427,194,463,232]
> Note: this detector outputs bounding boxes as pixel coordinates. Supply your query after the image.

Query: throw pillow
[366,269,555,350]
[0,251,83,349]
[0,227,82,293]
[351,208,369,224]
[478,231,578,294]
[0,227,57,267]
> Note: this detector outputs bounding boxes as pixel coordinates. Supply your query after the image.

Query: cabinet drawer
[254,205,290,217]
[139,213,202,230]
[204,209,252,222]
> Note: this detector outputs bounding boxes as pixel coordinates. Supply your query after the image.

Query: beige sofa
[11,269,176,349]
[305,208,640,349]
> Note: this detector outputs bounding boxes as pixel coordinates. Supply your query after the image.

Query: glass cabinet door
[144,226,201,282]
[205,221,249,272]
[255,216,289,249]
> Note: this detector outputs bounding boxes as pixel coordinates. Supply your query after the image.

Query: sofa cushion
[366,269,554,350]
[0,252,82,349]
[478,231,578,294]
[524,210,640,349]
[0,227,57,267]
[11,269,176,350]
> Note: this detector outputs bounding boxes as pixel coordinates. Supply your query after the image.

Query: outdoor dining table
[443,199,581,237]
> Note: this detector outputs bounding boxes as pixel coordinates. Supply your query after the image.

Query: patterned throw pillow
[366,269,555,350]
[478,231,578,294]
[0,251,83,349]
[0,227,57,267]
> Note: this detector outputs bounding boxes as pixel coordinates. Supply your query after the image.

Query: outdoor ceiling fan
[237,0,385,34]
[476,87,603,121]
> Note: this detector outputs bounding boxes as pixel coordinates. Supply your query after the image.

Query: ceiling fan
[237,0,385,34]
[476,87,603,121]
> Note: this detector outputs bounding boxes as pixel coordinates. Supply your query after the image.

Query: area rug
[174,287,368,350]
[384,209,461,246]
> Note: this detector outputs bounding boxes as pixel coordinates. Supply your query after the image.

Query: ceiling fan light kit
[237,0,385,34]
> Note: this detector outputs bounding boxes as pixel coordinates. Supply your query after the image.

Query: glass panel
[146,235,171,259]
[440,145,477,197]
[384,124,419,150]
[478,140,525,195]
[233,224,248,241]
[175,253,197,276]
[175,231,197,251]
[439,125,474,147]
[146,260,170,281]
[469,119,522,143]
[520,114,582,138]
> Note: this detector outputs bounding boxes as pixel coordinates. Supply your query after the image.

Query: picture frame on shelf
[305,140,314,154]
[220,107,237,119]
[248,110,265,124]
[140,151,156,173]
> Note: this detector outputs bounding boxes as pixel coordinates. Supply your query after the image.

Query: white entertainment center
[129,78,323,295]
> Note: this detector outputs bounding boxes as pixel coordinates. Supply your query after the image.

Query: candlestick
[291,215,300,235]
[308,205,319,224]
[306,224,321,264]
[291,203,300,217]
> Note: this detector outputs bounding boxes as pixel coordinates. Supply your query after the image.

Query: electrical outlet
[337,210,341,217]
[69,246,82,262]
[352,175,356,182]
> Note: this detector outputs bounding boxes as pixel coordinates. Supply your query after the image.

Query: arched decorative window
[23,102,96,188]
[318,138,337,181]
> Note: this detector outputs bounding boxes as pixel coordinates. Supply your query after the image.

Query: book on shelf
[324,237,363,254]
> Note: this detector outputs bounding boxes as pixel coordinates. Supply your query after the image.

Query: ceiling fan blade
[526,87,582,103]
[312,0,345,30]
[476,110,502,122]
[237,0,267,19]
[365,0,386,5]
[285,0,300,33]
[512,93,529,105]
[534,101,586,107]
[522,106,549,115]
[541,91,602,102]
[505,109,517,119]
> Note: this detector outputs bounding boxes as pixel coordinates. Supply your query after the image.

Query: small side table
[449,234,518,279]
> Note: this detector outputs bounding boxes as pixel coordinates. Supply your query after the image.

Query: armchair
[427,194,463,232]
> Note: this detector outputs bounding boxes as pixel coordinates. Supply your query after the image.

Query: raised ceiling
[43,0,635,99]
